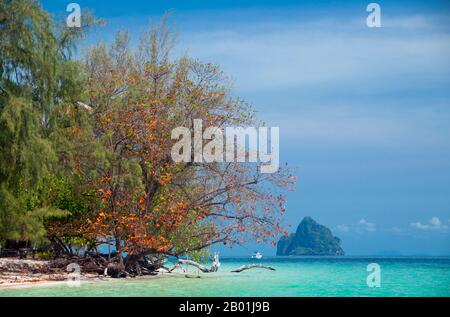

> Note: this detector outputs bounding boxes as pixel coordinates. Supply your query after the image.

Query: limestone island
[277,217,345,256]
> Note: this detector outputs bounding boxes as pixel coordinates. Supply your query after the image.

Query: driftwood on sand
[231,264,276,273]
[176,254,220,273]
[173,254,276,274]
[176,259,213,273]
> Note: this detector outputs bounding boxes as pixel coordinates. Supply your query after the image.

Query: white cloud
[180,15,450,93]
[387,227,403,234]
[430,217,441,227]
[359,219,377,232]
[335,219,377,233]
[336,224,349,232]
[176,13,450,148]
[411,217,448,231]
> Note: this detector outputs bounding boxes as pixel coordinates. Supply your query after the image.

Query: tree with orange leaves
[64,18,295,273]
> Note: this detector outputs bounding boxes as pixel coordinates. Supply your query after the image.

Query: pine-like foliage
[0,0,90,245]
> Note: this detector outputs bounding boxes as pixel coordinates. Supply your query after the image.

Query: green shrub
[35,251,54,260]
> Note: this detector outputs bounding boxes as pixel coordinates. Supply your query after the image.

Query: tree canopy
[0,0,92,245]
[0,1,295,267]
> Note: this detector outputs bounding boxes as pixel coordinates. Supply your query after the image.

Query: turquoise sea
[1,257,449,297]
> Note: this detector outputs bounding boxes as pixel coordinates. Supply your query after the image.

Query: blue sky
[41,0,450,255]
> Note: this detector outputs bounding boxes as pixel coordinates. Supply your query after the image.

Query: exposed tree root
[41,253,277,279]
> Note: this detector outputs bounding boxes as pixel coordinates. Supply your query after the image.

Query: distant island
[277,217,345,256]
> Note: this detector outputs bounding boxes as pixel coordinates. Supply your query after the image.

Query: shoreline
[0,273,183,290]
[2,257,450,296]
[0,258,185,290]
[0,258,65,288]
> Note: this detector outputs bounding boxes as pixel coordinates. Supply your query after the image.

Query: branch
[172,238,228,257]
[231,264,276,273]
[176,259,214,273]
[77,101,94,114]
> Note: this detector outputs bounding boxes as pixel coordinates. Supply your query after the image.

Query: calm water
[1,257,449,297]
